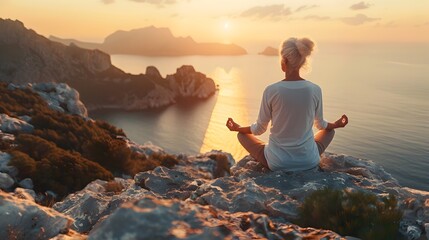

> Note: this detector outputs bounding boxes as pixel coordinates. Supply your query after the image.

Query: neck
[284,69,304,81]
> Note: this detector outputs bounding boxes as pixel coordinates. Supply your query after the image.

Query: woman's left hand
[226,118,240,131]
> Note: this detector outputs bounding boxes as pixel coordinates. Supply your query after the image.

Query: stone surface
[0,151,17,177]
[88,196,342,240]
[0,113,34,133]
[18,178,34,189]
[167,65,216,99]
[53,178,151,233]
[0,172,14,190]
[0,191,73,239]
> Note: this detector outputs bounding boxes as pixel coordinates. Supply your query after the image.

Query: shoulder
[305,80,322,93]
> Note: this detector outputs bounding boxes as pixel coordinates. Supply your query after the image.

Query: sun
[223,21,230,31]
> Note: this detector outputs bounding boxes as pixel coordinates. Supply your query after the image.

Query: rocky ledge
[1,147,428,239]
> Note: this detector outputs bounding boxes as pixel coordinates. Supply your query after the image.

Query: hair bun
[295,38,314,57]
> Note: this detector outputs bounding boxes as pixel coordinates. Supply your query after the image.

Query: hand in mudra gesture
[335,114,348,128]
[226,118,240,131]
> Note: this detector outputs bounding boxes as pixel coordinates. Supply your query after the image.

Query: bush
[297,188,402,239]
[104,180,124,193]
[208,153,231,178]
[11,134,113,198]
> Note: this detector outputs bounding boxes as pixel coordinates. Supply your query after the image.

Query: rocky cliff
[0,19,216,110]
[50,26,247,56]
[0,83,428,239]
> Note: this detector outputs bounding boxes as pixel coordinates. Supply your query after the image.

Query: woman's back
[252,80,326,171]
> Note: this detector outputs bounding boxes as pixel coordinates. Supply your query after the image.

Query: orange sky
[1,0,428,49]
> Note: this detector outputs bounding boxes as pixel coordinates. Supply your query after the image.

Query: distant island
[0,19,217,110]
[258,46,278,56]
[50,26,247,56]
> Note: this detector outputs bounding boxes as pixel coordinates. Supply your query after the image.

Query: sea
[90,43,429,191]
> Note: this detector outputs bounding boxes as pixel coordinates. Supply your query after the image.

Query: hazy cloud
[350,1,372,10]
[240,5,292,21]
[102,0,180,6]
[303,15,330,21]
[340,14,380,25]
[295,5,319,13]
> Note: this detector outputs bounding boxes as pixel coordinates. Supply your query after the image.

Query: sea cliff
[0,82,428,240]
[0,19,216,111]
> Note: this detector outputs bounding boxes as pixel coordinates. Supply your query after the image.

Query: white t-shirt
[250,80,328,171]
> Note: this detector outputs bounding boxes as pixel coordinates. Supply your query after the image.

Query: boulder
[0,191,72,239]
[0,113,34,133]
[18,178,34,189]
[53,178,151,233]
[0,172,14,190]
[0,151,18,177]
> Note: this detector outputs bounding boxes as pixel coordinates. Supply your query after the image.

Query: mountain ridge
[50,25,247,56]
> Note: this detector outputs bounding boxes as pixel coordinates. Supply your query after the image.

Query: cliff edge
[0,19,216,110]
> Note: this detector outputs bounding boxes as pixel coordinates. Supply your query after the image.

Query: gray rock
[0,191,72,239]
[13,187,36,202]
[0,151,18,177]
[88,196,342,240]
[0,172,14,190]
[0,113,34,133]
[19,178,34,189]
[53,178,150,233]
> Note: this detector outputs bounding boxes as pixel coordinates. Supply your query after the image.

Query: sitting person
[226,37,348,171]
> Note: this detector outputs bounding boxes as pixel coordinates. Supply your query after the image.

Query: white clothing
[250,80,328,171]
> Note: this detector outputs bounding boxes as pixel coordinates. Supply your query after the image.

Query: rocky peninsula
[0,19,216,111]
[49,26,247,56]
[0,82,428,240]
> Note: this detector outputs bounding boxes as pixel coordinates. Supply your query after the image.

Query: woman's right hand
[335,114,349,128]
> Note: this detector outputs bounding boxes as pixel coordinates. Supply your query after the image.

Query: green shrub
[11,134,113,198]
[297,188,402,239]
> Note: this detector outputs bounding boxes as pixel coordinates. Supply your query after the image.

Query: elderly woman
[226,37,348,171]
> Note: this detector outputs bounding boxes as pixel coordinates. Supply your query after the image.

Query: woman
[226,37,348,171]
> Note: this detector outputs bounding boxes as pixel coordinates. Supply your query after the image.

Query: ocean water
[90,43,429,191]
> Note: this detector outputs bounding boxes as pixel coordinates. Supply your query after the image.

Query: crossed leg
[237,133,270,169]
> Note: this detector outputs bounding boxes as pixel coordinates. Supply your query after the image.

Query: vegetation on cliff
[297,188,402,239]
[0,83,178,199]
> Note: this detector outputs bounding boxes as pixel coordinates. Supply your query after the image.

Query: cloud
[295,5,319,13]
[303,15,330,21]
[102,0,180,6]
[340,14,380,25]
[240,5,292,21]
[350,1,372,10]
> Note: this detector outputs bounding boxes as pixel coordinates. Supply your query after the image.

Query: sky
[1,0,428,49]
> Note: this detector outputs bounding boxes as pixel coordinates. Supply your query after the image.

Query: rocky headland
[259,46,279,56]
[49,25,247,56]
[0,19,216,110]
[0,82,428,240]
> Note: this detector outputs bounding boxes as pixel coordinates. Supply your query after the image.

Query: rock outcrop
[0,113,34,133]
[259,46,279,56]
[50,26,247,56]
[0,19,217,110]
[48,151,429,239]
[0,191,73,239]
[8,82,88,117]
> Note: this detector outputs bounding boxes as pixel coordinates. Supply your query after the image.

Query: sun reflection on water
[200,67,250,161]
